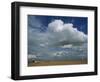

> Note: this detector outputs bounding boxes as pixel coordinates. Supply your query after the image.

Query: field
[28,60,87,66]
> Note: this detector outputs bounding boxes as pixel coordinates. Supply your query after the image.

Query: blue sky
[28,15,88,61]
[28,15,88,34]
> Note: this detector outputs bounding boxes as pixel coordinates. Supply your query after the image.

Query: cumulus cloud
[48,20,64,32]
[47,20,87,46]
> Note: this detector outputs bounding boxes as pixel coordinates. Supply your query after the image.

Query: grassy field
[28,60,87,67]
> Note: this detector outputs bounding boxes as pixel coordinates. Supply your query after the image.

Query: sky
[28,15,88,56]
[28,15,88,34]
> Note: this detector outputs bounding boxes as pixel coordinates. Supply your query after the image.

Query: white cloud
[47,20,87,45]
[48,20,64,32]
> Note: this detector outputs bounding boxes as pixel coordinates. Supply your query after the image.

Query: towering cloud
[47,20,87,45]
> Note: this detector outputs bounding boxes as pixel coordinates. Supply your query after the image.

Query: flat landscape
[28,60,87,67]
